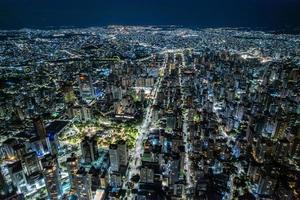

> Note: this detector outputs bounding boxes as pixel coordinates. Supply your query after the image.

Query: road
[123,53,167,197]
[178,52,194,191]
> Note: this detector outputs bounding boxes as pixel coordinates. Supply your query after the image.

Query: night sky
[0,0,300,29]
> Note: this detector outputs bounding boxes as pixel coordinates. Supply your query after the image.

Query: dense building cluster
[0,26,299,200]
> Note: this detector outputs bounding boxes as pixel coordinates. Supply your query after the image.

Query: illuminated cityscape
[0,1,300,200]
[0,26,299,200]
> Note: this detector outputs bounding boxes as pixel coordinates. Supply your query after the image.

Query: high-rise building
[274,120,288,139]
[140,167,154,183]
[172,183,185,198]
[179,146,185,173]
[7,161,28,194]
[80,105,93,122]
[88,167,101,192]
[117,140,128,167]
[169,153,180,184]
[109,144,119,172]
[13,143,26,161]
[66,153,79,194]
[32,116,47,139]
[75,167,92,200]
[81,135,99,164]
[291,138,300,159]
[62,82,76,104]
[23,152,42,176]
[78,73,95,101]
[69,104,93,122]
[41,154,61,200]
[166,110,176,130]
[256,175,276,196]
[45,120,69,156]
[29,136,49,157]
[247,161,261,182]
[100,173,108,189]
[109,172,122,187]
[0,171,25,200]
[2,138,18,160]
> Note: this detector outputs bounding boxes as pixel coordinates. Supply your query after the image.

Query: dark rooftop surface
[45,120,69,135]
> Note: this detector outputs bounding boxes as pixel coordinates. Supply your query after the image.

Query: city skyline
[0,1,299,200]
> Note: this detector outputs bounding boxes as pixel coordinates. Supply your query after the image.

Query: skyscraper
[0,171,25,200]
[117,140,128,167]
[7,161,28,194]
[41,154,61,200]
[32,116,47,139]
[109,144,119,172]
[81,135,99,164]
[66,153,79,195]
[80,105,93,122]
[78,73,95,101]
[75,167,92,200]
[140,167,154,183]
[62,82,76,104]
[88,166,101,192]
[23,152,42,176]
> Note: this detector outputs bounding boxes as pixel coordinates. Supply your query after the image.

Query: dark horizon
[0,0,300,30]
